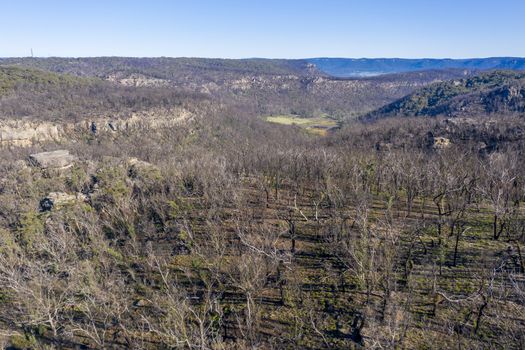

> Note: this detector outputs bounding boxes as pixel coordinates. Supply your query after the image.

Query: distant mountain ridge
[0,57,322,80]
[307,57,525,77]
[3,57,525,80]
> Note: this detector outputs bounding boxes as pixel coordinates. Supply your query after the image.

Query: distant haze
[307,57,525,77]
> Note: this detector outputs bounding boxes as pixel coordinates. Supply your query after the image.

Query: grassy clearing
[264,115,338,136]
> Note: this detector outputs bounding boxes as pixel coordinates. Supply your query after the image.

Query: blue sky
[1,0,524,58]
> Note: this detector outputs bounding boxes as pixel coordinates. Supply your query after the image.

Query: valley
[0,57,524,349]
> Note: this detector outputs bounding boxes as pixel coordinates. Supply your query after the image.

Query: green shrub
[17,211,45,247]
[9,333,37,350]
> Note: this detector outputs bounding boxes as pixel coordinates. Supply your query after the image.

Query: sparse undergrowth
[0,63,524,349]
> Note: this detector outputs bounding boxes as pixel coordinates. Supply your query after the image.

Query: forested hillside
[0,59,524,349]
[363,70,525,120]
[0,66,208,122]
[0,57,320,81]
[0,58,475,120]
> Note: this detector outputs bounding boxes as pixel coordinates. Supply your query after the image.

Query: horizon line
[1,55,525,60]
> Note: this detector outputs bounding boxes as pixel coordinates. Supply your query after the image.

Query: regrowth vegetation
[0,59,524,349]
[364,70,525,120]
[0,66,208,122]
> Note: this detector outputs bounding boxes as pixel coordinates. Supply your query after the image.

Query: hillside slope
[0,66,208,122]
[1,58,477,119]
[362,70,525,120]
[0,57,321,82]
[0,66,96,96]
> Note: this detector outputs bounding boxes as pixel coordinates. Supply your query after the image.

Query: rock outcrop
[39,192,87,211]
[0,121,63,147]
[127,157,157,173]
[0,107,193,147]
[106,73,170,87]
[432,136,451,149]
[29,150,76,170]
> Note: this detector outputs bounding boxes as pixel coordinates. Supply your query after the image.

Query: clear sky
[1,0,524,58]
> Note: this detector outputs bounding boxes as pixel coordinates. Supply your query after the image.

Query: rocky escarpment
[106,73,170,87]
[172,72,468,119]
[0,107,193,147]
[0,122,63,147]
[2,58,478,122]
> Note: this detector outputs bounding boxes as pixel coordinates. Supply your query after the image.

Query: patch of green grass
[264,115,338,136]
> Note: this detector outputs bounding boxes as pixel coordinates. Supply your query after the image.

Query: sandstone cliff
[0,107,193,147]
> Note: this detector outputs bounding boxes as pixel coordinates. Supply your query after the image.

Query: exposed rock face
[0,107,193,147]
[432,137,451,149]
[0,121,63,147]
[79,108,193,134]
[424,132,452,150]
[29,150,76,170]
[39,192,87,211]
[128,157,156,171]
[133,299,151,307]
[106,73,170,87]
